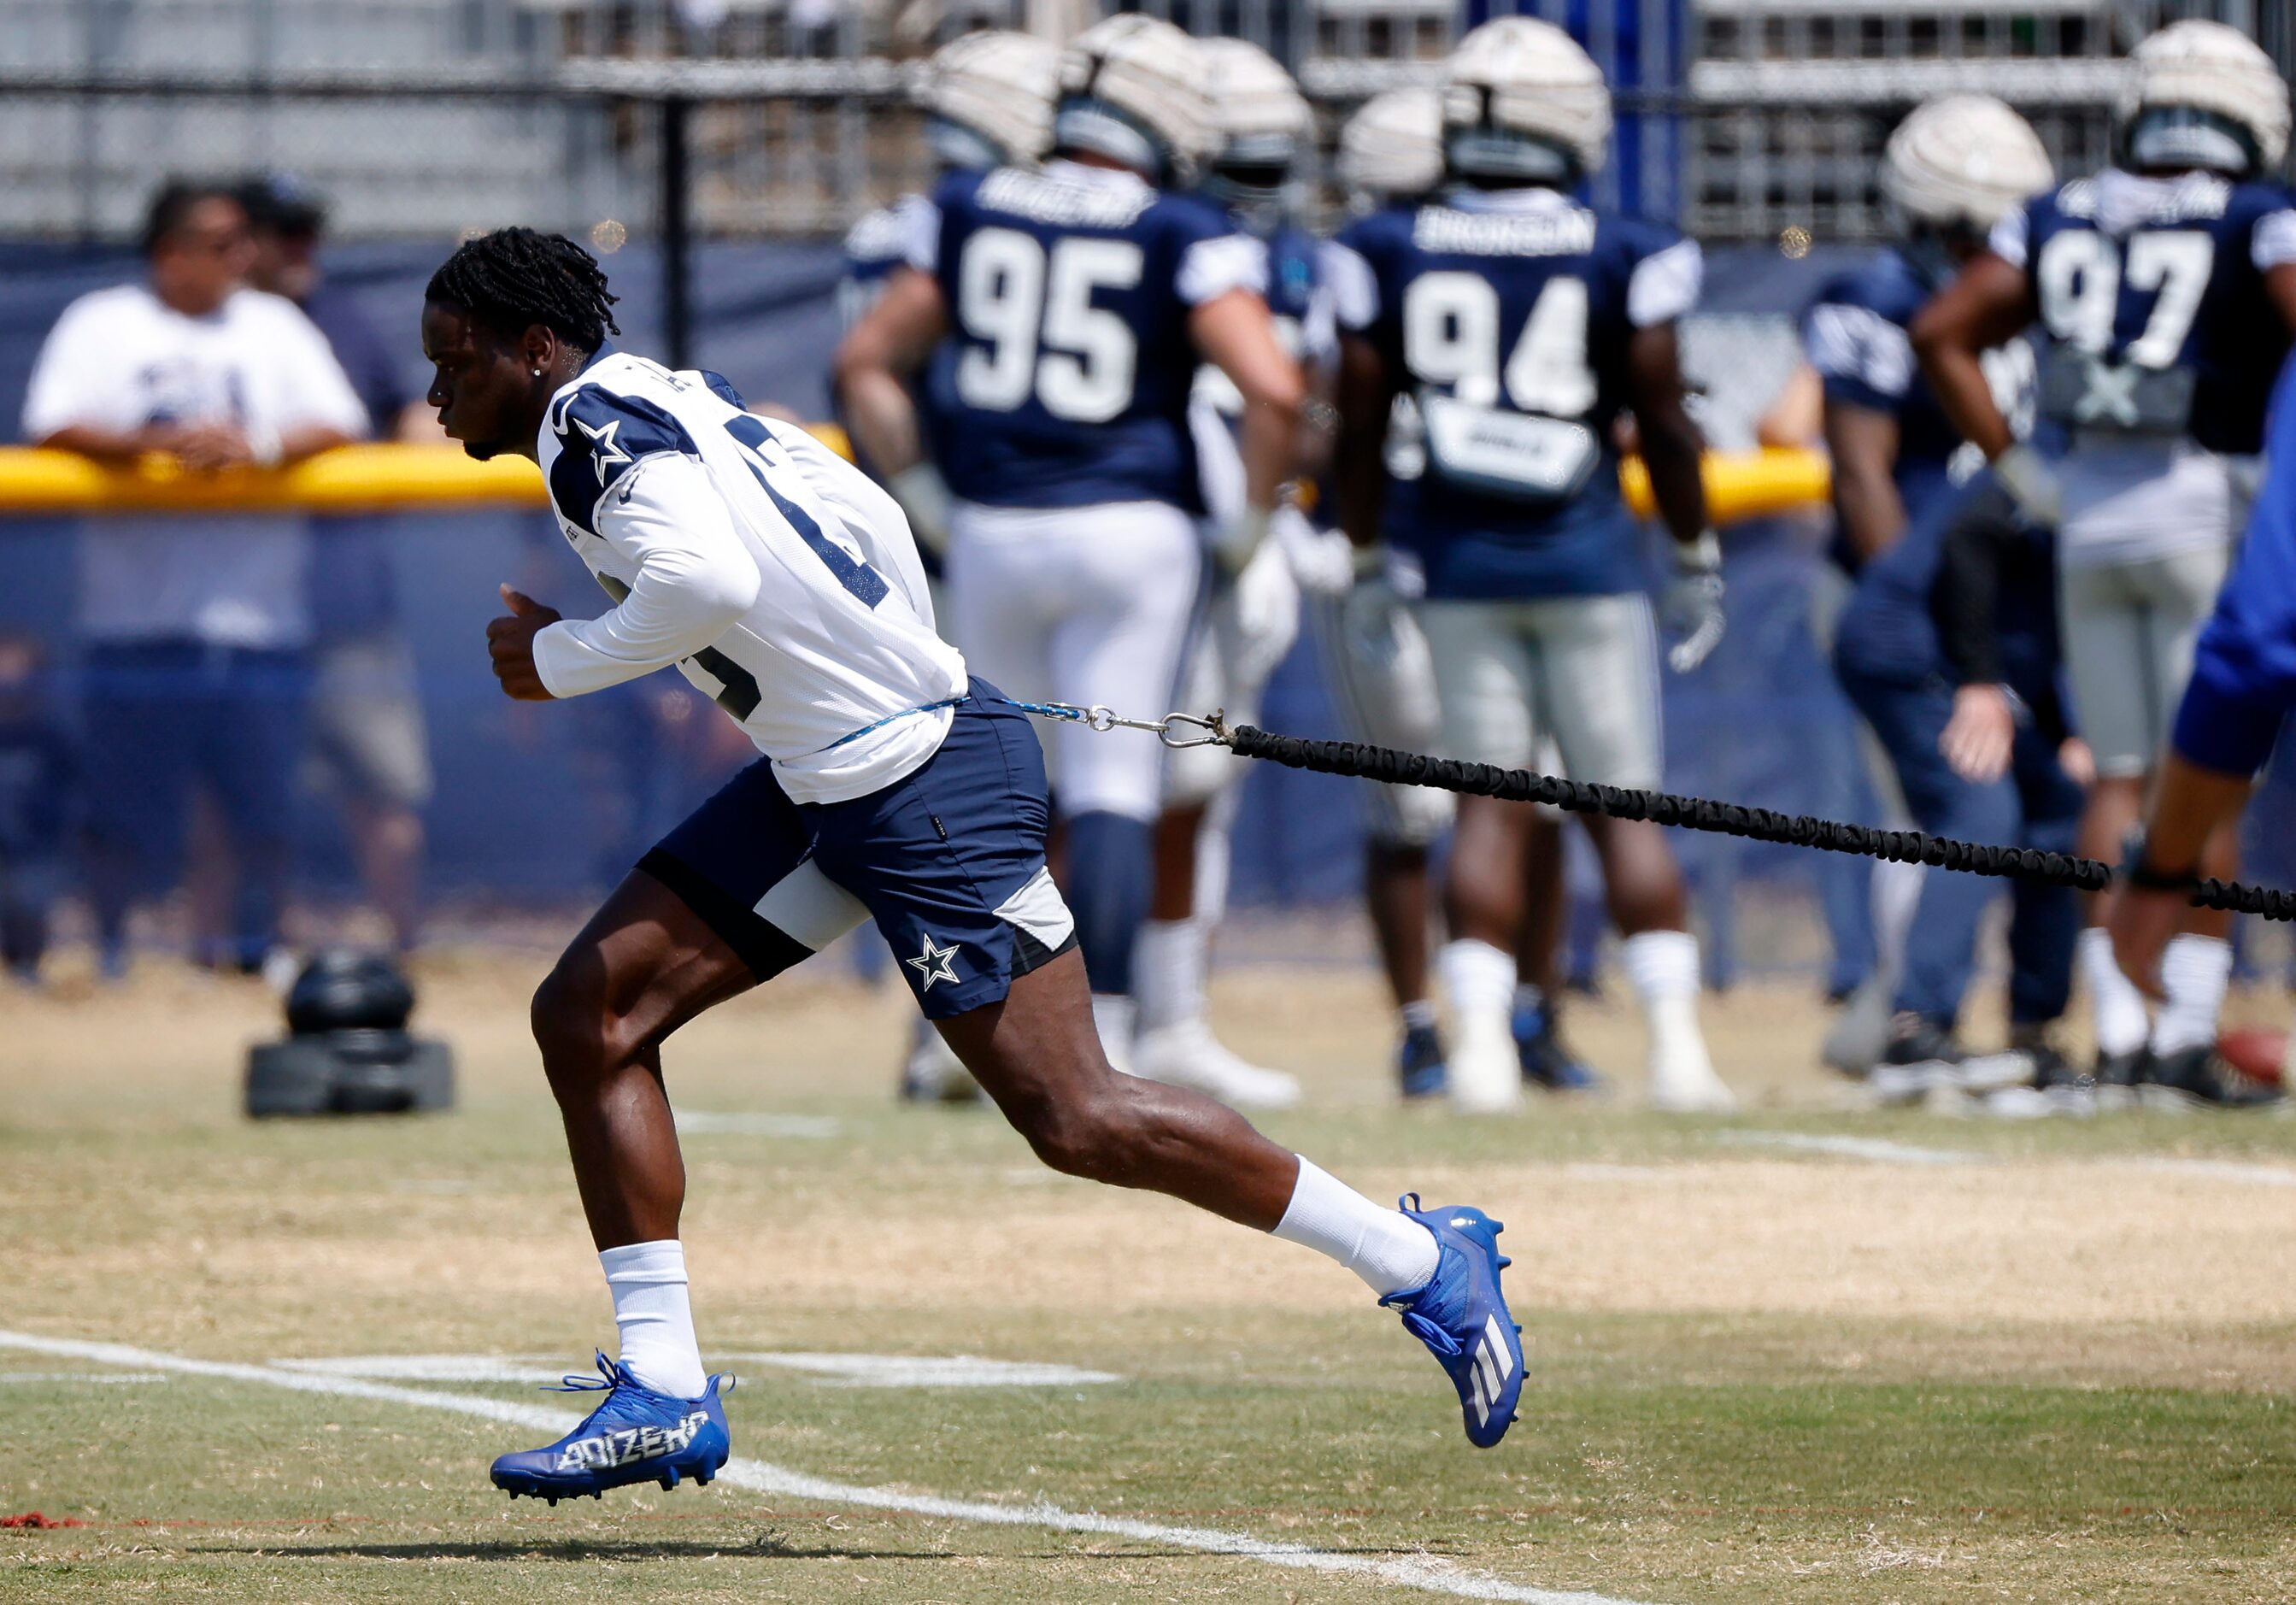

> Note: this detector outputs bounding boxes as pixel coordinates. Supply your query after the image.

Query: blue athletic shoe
[490,1355,732,1504]
[1397,1022,1447,1100]
[1382,1195,1524,1448]
[1513,1002,1602,1093]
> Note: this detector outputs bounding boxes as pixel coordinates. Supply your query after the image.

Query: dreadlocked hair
[426,227,620,355]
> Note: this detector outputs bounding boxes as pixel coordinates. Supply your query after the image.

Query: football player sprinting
[836,17,1304,1085]
[420,228,1524,1500]
[1914,20,2296,1098]
[1330,19,1734,1114]
[1129,38,1316,1111]
[1315,85,1600,1103]
[836,30,1058,1105]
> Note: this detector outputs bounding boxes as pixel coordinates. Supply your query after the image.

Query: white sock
[2079,927,2151,1057]
[1513,981,1546,1020]
[1439,938,1516,1032]
[599,1239,707,1398]
[1091,993,1136,1066]
[1132,919,1205,1036]
[1399,997,1438,1034]
[1616,927,1708,1065]
[1271,1157,1441,1297]
[2151,934,2232,1055]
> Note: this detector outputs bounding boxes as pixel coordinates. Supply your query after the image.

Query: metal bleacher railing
[3,0,2287,252]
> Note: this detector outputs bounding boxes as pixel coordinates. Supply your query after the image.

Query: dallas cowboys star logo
[573,414,632,483]
[907,932,960,992]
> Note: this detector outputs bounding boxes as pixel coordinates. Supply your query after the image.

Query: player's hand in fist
[487,584,561,702]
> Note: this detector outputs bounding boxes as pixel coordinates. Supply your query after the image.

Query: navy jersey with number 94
[920,161,1253,514]
[1332,191,1700,600]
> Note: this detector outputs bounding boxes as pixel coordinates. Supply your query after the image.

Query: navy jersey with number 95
[921,161,1252,514]
[1332,191,1700,600]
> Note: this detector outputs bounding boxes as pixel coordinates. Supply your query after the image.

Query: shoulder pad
[698,370,747,409]
[546,383,699,536]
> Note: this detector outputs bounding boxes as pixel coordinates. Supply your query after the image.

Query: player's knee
[1013,1079,1142,1185]
[529,959,624,1082]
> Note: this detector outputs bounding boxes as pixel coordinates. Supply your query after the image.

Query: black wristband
[2122,830,2200,894]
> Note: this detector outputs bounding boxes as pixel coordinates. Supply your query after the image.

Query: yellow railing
[0,441,1831,524]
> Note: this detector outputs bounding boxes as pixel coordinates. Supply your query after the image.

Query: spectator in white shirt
[21,179,367,977]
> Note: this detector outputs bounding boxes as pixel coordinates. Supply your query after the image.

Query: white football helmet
[2118,20,2290,177]
[1442,17,1612,184]
[1881,94,2054,234]
[1337,86,1444,208]
[1200,38,1312,220]
[1053,15,1218,184]
[916,31,1060,170]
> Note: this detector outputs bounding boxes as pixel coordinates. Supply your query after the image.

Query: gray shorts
[1418,591,1664,791]
[2058,544,2232,779]
[1303,582,1454,847]
[306,634,434,809]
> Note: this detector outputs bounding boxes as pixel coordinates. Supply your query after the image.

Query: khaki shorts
[306,634,434,810]
[1418,591,1664,791]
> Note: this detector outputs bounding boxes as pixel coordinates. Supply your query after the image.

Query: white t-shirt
[533,351,969,805]
[21,284,368,649]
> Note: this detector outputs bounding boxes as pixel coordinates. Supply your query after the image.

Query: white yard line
[1724,1132,2296,1189]
[0,1328,1659,1605]
[1720,1132,1982,1165]
[0,1370,169,1385]
[673,1111,843,1138]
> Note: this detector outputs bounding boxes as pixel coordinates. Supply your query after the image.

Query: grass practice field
[3,939,2293,1604]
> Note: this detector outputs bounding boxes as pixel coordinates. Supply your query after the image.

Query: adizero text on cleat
[490,1353,732,1502]
[1383,1194,1525,1449]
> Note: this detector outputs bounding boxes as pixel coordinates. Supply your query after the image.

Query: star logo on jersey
[907,932,961,992]
[573,414,633,483]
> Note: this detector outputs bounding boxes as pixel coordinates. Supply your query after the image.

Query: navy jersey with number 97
[1331,189,1700,600]
[2010,171,2296,456]
[920,161,1254,514]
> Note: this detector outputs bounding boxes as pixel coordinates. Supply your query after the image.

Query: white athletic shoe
[1647,1040,1737,1114]
[1130,1020,1302,1110]
[1447,1016,1524,1114]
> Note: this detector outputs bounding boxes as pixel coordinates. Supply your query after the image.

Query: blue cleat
[1513,1002,1603,1093]
[490,1355,732,1505]
[1383,1195,1524,1448]
[1397,1022,1447,1100]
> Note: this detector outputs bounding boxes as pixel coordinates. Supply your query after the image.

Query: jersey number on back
[2036,230,2214,366]
[954,228,1144,422]
[1402,272,1597,418]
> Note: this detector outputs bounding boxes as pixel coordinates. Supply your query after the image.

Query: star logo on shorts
[907,932,961,992]
[574,415,632,482]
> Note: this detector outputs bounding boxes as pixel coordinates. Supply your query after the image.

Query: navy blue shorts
[639,684,1078,1019]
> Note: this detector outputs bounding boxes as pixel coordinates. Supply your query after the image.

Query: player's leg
[1515,809,1600,1092]
[1135,538,1301,1107]
[1420,598,1539,1112]
[1047,502,1201,1071]
[820,691,1523,1445]
[2004,725,2084,1079]
[494,760,868,1502]
[1531,593,1730,1111]
[2058,560,2158,1077]
[2133,544,2240,1067]
[1307,576,1453,1096]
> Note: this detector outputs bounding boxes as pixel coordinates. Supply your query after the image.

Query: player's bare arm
[1908,252,2032,462]
[831,266,949,479]
[1332,330,1395,556]
[1822,400,1909,565]
[1188,285,1307,532]
[1622,320,1708,545]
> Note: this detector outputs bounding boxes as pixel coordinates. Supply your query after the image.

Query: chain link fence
[0,0,2286,244]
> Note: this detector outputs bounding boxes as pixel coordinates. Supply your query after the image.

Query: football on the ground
[2213,1026,2287,1087]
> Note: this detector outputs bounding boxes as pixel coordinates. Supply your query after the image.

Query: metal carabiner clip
[1158,711,1230,750]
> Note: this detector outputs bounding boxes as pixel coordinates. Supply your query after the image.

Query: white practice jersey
[533,350,967,804]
